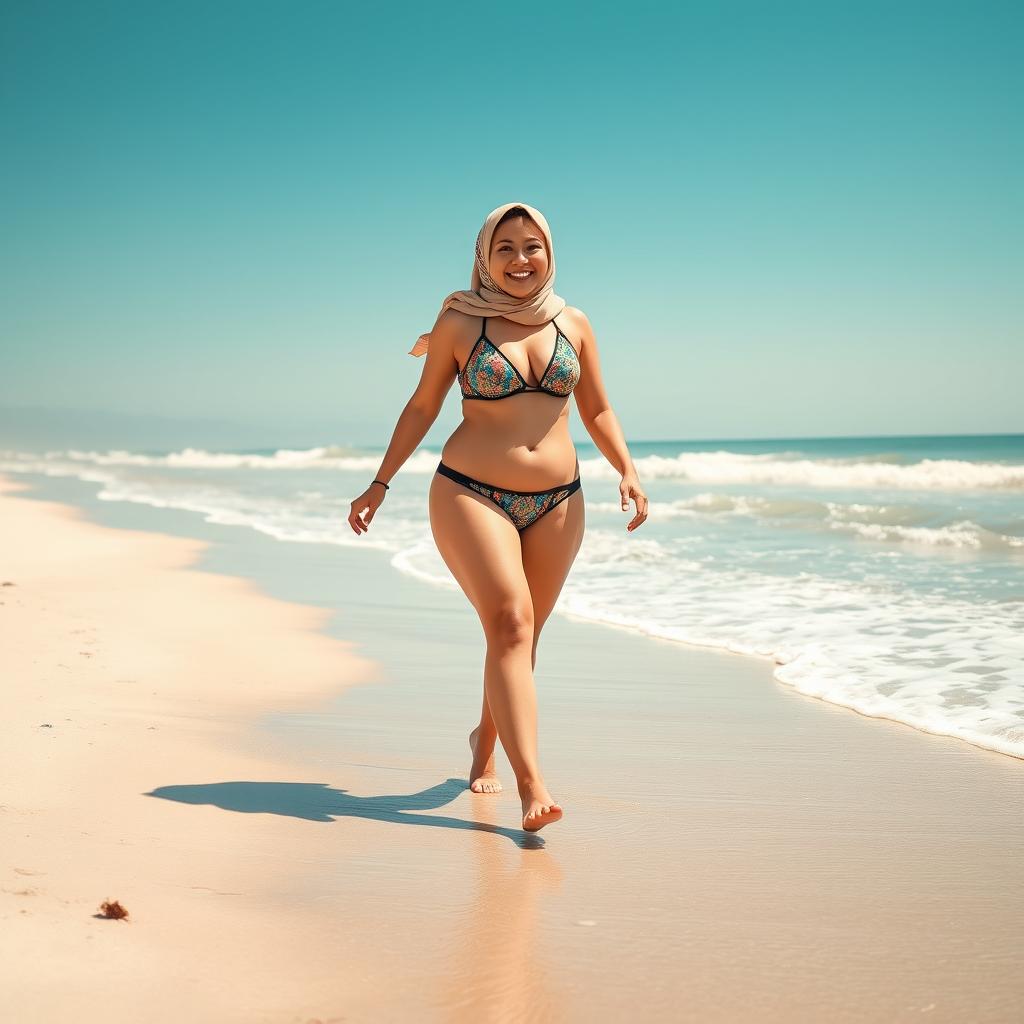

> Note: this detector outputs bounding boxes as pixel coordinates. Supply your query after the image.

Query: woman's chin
[507,283,542,299]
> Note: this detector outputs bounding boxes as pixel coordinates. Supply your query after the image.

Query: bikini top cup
[459,317,581,401]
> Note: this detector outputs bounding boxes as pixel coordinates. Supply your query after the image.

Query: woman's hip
[432,459,581,534]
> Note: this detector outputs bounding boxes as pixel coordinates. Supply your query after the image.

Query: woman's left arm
[566,307,649,532]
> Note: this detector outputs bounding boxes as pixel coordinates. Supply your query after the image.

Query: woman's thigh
[520,487,585,634]
[429,471,532,626]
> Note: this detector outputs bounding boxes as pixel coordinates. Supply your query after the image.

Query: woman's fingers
[626,490,649,531]
[349,501,369,535]
[349,491,384,534]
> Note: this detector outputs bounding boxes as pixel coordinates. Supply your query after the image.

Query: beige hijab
[409,201,566,356]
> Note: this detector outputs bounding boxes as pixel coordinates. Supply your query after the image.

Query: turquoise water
[2,433,1022,759]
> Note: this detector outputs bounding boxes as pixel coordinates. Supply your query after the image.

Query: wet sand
[2,473,1022,1023]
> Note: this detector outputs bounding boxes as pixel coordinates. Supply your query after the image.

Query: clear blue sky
[2,0,1021,448]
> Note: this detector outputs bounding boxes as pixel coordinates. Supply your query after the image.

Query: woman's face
[488,217,549,298]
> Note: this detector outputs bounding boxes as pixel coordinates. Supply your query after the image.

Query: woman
[347,202,648,833]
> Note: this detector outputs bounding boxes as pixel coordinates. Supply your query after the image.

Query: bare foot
[520,780,563,832]
[469,725,502,794]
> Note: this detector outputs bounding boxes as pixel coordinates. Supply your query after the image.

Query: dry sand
[2,473,1023,1023]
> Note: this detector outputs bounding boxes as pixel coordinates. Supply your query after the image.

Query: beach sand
[2,472,1022,1023]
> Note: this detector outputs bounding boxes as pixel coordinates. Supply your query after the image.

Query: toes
[522,800,563,831]
[470,777,502,794]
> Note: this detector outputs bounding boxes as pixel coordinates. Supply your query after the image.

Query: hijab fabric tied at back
[409,201,567,356]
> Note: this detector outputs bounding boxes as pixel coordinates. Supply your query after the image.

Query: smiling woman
[492,222,549,289]
[348,201,648,834]
[408,204,567,355]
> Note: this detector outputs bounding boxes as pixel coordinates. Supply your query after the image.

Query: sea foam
[36,445,1024,490]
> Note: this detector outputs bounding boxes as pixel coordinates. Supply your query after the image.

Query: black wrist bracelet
[372,479,390,490]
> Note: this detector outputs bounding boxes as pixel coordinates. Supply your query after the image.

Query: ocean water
[3,434,1023,760]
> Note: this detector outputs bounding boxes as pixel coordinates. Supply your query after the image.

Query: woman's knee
[482,601,535,649]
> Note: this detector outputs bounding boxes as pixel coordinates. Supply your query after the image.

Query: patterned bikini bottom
[435,460,582,532]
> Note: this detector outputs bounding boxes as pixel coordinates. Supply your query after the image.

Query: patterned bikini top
[459,317,581,401]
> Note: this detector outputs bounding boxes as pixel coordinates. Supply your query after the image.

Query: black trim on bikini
[523,484,578,530]
[551,316,580,359]
[459,317,578,399]
[436,461,581,497]
[534,322,561,387]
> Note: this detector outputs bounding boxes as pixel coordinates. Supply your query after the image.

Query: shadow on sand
[145,777,544,848]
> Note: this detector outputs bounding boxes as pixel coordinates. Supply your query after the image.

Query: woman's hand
[348,481,388,535]
[619,471,649,532]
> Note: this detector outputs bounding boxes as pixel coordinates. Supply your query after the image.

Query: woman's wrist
[371,478,390,490]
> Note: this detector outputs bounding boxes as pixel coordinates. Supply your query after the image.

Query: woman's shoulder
[429,307,483,360]
[558,306,594,350]
[560,305,591,326]
[437,306,480,325]
[435,307,484,337]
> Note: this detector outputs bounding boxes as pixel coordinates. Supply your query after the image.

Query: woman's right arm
[347,310,462,536]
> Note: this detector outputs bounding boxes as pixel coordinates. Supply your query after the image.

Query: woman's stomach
[440,399,578,489]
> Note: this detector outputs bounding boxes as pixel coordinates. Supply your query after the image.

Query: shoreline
[3,472,1023,1022]
[0,475,388,1021]
[5,442,1020,764]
